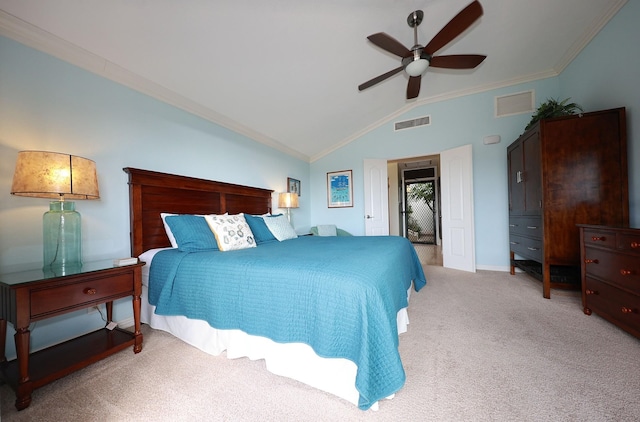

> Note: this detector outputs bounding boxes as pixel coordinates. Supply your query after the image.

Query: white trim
[1,0,628,164]
[310,70,557,162]
[553,0,628,73]
[475,265,512,272]
[0,10,309,163]
[117,316,135,329]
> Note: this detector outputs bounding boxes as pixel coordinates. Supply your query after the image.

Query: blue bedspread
[149,235,426,409]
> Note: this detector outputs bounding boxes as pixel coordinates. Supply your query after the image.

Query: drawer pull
[584,259,599,264]
[591,236,606,242]
[631,241,639,249]
[621,307,637,314]
[585,289,598,295]
[510,241,519,245]
[83,287,97,295]
[509,224,517,227]
[527,247,539,251]
[620,269,633,276]
[526,226,538,230]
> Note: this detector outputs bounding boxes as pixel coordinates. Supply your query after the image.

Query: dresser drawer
[584,277,640,334]
[509,216,542,238]
[583,248,640,295]
[582,229,617,249]
[30,272,134,318]
[617,233,640,252]
[510,233,543,262]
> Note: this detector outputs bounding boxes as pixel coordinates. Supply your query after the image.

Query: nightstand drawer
[30,273,134,318]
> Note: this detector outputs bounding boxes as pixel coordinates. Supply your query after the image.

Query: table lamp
[11,151,100,272]
[278,192,299,223]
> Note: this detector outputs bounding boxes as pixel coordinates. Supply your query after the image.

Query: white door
[364,159,389,236]
[440,144,476,272]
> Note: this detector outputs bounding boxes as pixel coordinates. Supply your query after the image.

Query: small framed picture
[327,170,353,208]
[287,177,301,196]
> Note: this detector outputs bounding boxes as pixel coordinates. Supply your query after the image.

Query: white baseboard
[117,317,135,328]
[475,265,514,272]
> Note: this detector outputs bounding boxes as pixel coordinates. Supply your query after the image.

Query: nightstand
[0,260,144,410]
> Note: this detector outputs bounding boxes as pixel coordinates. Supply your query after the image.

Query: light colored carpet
[2,266,639,421]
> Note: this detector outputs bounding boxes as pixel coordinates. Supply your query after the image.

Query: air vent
[495,90,534,118]
[394,115,431,131]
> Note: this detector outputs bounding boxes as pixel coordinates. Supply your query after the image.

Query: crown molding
[0,10,309,163]
[553,0,627,73]
[310,69,558,162]
[311,0,629,163]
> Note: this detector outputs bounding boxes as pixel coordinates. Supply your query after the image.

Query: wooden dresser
[507,107,629,298]
[579,225,640,339]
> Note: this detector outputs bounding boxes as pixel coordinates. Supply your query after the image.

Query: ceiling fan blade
[424,1,483,55]
[358,66,404,91]
[430,54,486,69]
[407,76,421,99]
[367,32,411,58]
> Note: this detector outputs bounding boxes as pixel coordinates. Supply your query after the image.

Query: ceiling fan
[358,0,486,100]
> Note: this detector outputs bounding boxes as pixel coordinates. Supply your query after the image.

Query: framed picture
[287,177,301,196]
[327,170,353,208]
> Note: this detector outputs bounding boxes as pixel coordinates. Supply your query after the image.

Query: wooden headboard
[124,168,273,257]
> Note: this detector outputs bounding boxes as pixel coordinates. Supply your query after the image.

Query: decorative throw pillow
[244,214,277,244]
[160,212,179,248]
[164,215,219,252]
[162,212,227,247]
[263,214,298,241]
[205,213,256,251]
[317,224,338,237]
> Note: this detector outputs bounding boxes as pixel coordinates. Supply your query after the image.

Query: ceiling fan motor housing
[402,47,431,76]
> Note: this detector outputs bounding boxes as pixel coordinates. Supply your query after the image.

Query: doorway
[383,146,475,270]
[403,171,439,245]
[392,157,443,266]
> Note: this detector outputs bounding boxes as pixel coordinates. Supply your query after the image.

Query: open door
[364,159,389,236]
[440,145,476,272]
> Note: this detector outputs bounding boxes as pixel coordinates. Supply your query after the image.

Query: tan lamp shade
[11,151,100,200]
[278,192,299,209]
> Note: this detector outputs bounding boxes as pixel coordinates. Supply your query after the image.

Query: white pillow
[263,214,298,241]
[317,224,338,237]
[204,213,256,251]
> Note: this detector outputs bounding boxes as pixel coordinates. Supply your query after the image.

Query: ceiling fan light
[405,58,429,77]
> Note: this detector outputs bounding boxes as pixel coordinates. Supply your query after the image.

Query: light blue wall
[559,0,639,226]
[0,36,308,358]
[311,79,559,269]
[311,0,640,268]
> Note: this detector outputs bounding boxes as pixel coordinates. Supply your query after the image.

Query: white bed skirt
[140,285,410,409]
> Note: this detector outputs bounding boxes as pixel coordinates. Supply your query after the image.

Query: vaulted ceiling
[0,0,627,161]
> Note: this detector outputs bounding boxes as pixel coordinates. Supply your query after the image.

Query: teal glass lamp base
[43,201,82,273]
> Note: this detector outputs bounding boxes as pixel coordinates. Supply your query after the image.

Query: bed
[124,167,426,410]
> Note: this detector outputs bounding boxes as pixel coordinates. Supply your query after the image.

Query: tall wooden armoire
[507,107,629,298]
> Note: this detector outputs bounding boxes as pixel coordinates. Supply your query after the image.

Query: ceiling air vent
[394,115,431,131]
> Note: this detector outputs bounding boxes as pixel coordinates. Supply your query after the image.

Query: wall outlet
[88,305,100,314]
